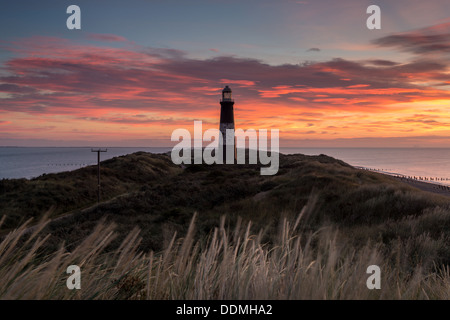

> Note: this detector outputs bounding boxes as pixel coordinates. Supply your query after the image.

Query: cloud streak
[1,30,450,145]
[373,22,450,55]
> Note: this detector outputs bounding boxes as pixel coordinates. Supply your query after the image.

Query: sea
[0,147,171,180]
[0,147,449,186]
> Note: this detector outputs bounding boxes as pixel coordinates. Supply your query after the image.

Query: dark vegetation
[1,151,449,271]
[0,152,180,230]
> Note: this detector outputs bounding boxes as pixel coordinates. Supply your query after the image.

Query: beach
[393,176,450,197]
[356,166,450,197]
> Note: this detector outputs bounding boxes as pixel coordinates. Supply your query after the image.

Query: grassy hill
[0,152,181,231]
[0,151,449,299]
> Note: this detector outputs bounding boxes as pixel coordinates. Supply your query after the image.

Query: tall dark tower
[219,85,236,163]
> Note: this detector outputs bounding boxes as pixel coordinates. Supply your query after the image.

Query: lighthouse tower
[219,85,236,163]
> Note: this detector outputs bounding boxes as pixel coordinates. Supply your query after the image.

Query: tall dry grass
[0,206,448,300]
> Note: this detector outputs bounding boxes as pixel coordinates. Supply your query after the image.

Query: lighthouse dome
[222,85,232,92]
[222,86,232,101]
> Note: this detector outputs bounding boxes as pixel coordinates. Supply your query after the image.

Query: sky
[1,0,450,147]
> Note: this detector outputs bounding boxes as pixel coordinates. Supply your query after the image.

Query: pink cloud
[2,33,450,143]
[220,79,256,87]
[87,33,129,43]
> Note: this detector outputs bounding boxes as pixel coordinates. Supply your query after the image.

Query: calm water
[0,147,449,186]
[281,148,450,186]
[0,147,171,180]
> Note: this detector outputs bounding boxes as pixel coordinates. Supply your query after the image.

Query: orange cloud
[2,35,450,146]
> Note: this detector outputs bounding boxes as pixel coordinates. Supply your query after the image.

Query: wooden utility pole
[91,148,107,204]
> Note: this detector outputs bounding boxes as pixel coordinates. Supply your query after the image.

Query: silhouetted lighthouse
[219,85,236,163]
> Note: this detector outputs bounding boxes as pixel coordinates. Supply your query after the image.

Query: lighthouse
[219,85,236,163]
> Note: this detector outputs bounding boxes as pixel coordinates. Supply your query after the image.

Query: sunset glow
[1,1,450,147]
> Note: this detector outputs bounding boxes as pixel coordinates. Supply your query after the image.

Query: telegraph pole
[91,148,107,204]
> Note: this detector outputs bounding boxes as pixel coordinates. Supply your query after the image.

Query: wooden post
[91,148,107,204]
